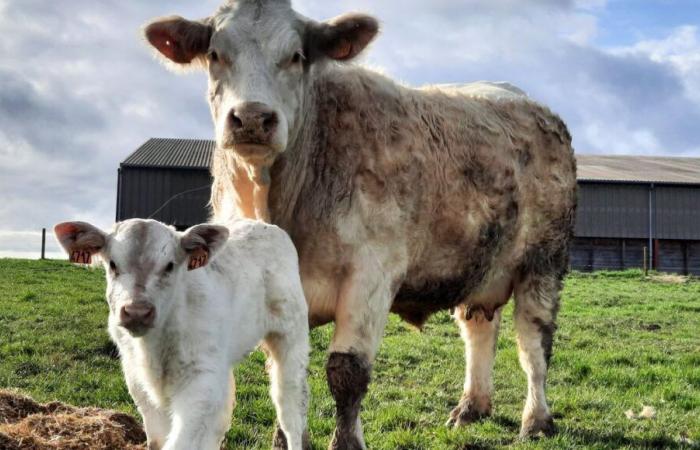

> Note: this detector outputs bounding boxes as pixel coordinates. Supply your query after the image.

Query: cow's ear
[307,13,379,62]
[54,222,107,265]
[181,224,229,271]
[144,16,213,65]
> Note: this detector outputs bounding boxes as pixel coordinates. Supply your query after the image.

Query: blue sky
[0,0,699,257]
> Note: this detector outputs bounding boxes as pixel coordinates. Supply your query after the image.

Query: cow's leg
[326,270,393,450]
[513,273,561,439]
[447,306,502,427]
[264,329,310,450]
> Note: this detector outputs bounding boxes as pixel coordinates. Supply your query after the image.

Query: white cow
[54,218,310,450]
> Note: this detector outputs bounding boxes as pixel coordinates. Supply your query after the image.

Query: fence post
[643,246,648,276]
[41,228,46,260]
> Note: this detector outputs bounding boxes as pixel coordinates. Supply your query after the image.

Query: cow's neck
[267,74,322,230]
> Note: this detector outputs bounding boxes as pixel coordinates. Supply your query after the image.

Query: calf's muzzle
[119,302,156,332]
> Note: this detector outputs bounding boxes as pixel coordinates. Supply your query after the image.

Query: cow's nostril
[262,113,278,132]
[230,111,244,130]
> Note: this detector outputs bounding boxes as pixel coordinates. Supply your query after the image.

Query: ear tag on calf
[70,250,92,265]
[188,247,209,271]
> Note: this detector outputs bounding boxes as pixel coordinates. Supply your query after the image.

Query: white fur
[98,219,308,450]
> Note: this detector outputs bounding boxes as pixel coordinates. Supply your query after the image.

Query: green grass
[1,259,699,449]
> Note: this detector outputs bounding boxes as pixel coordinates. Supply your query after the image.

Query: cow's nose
[119,302,156,331]
[227,102,278,141]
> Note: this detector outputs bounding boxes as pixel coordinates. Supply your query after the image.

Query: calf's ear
[181,224,230,271]
[307,13,379,62]
[144,16,213,65]
[54,222,107,265]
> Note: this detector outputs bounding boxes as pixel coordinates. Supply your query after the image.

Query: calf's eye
[164,262,174,273]
[207,50,219,63]
[109,260,119,274]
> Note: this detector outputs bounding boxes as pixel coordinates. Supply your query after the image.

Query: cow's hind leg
[514,272,561,438]
[326,265,394,450]
[447,306,502,427]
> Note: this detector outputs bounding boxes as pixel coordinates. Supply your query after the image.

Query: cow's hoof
[445,396,491,427]
[272,426,311,450]
[272,426,287,450]
[519,414,556,439]
[328,429,365,450]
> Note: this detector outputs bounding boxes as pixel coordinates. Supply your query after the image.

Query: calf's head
[54,219,229,337]
[144,0,379,163]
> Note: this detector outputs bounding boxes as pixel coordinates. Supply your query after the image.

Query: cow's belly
[302,273,339,328]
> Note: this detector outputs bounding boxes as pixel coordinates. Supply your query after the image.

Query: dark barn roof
[122,138,215,170]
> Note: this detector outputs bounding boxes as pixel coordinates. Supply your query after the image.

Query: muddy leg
[514,274,561,438]
[447,306,502,427]
[326,266,393,450]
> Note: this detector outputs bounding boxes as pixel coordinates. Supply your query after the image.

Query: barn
[117,138,700,275]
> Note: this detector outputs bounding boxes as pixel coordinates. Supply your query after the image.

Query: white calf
[54,218,309,450]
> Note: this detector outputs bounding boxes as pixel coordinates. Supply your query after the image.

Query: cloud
[1,0,699,256]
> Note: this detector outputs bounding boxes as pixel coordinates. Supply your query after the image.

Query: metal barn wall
[571,182,700,274]
[655,186,700,240]
[575,183,650,238]
[117,167,212,230]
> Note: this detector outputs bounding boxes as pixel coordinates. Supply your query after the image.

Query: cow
[54,219,310,450]
[144,1,577,448]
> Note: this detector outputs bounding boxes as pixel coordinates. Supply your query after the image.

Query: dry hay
[0,390,146,450]
[648,273,689,284]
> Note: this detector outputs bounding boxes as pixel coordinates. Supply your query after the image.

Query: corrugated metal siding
[122,138,215,169]
[569,238,646,271]
[575,184,649,238]
[655,186,700,240]
[117,167,212,229]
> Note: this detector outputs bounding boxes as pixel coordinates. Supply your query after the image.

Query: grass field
[0,259,698,449]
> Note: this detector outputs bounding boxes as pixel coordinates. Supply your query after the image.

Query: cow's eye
[292,51,304,64]
[109,260,119,275]
[164,262,174,274]
[207,50,219,63]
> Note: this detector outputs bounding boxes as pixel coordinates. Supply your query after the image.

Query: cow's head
[54,219,229,337]
[144,0,379,162]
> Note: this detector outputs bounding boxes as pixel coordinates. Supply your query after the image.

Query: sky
[1,0,699,258]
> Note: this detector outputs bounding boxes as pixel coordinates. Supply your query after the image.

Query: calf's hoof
[519,414,556,439]
[328,429,365,450]
[445,395,491,427]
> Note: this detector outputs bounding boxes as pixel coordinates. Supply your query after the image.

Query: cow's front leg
[164,371,235,450]
[326,268,393,450]
[447,305,502,427]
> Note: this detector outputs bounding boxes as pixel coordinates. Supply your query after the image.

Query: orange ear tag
[70,250,92,265]
[188,247,209,271]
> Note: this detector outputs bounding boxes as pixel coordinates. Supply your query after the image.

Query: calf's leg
[447,306,502,427]
[326,269,394,450]
[264,329,311,450]
[125,374,170,450]
[164,371,234,450]
[513,273,561,438]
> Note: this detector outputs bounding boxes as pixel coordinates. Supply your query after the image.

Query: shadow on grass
[554,427,683,450]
